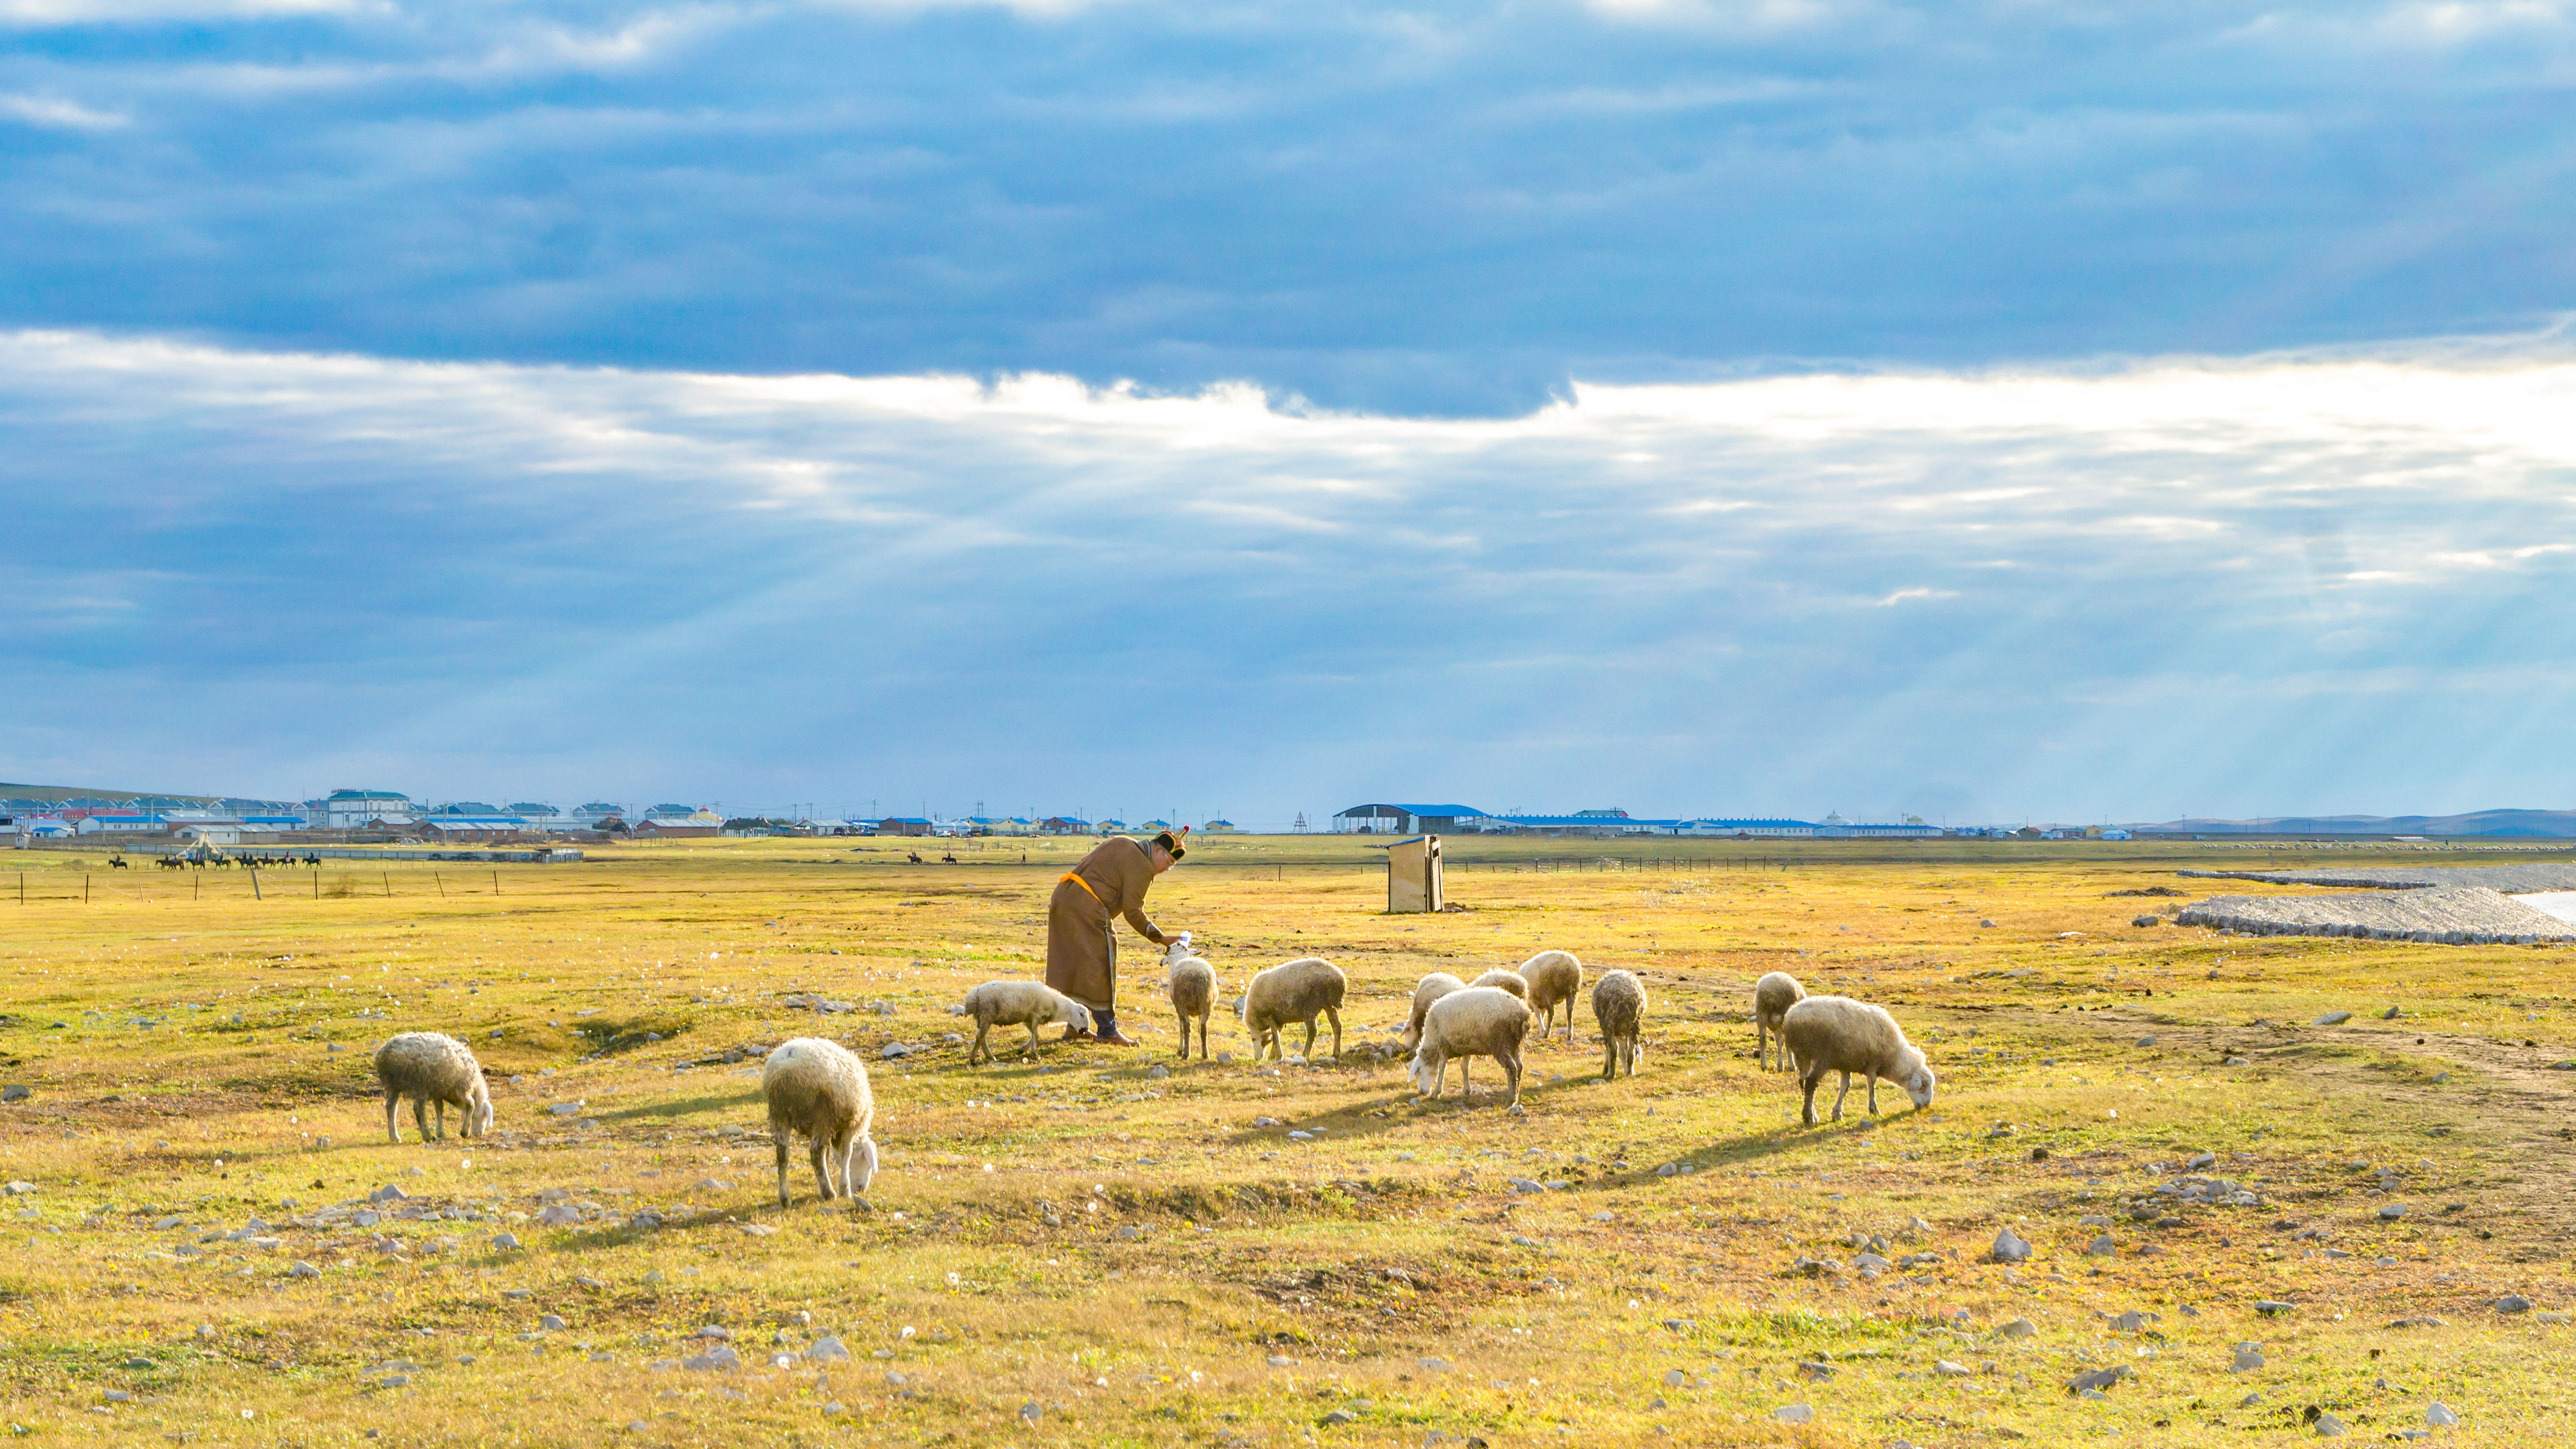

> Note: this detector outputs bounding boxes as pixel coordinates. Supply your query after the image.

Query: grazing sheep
[959,981,1095,1064]
[1519,950,1585,1043]
[762,1038,878,1207]
[1754,970,1807,1071]
[1237,957,1347,1062]
[1468,968,1529,999]
[1165,937,1217,1061]
[1780,996,1936,1126]
[1408,987,1534,1106]
[1591,970,1647,1080]
[373,1032,493,1144]
[1401,972,1466,1051]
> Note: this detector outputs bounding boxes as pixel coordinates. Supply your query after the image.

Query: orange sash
[1060,871,1103,904]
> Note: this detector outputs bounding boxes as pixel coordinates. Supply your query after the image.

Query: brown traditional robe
[1045,836,1168,1013]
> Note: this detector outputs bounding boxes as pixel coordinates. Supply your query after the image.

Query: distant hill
[2136,809,2576,838]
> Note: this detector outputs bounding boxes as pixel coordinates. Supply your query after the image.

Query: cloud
[7,327,2576,824]
[0,91,123,127]
[1,1,2575,412]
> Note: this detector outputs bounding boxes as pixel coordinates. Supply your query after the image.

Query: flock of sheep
[369,944,1940,1211]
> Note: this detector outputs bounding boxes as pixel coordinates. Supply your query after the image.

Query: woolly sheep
[373,1032,493,1144]
[1780,995,1936,1126]
[1753,970,1806,1072]
[1237,957,1346,1062]
[1590,970,1647,1081]
[1468,968,1528,999]
[1401,972,1466,1051]
[1408,986,1534,1106]
[762,1037,878,1207]
[959,980,1095,1064]
[1165,936,1217,1061]
[1519,950,1585,1043]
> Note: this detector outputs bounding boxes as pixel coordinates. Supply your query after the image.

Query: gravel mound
[2177,864,2576,892]
[2177,887,2576,944]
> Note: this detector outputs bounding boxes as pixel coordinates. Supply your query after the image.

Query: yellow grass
[1,834,2572,1447]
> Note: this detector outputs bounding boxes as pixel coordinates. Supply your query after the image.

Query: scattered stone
[1019,1401,1042,1422]
[2382,1006,2402,1020]
[1991,1228,2031,1264]
[878,1043,913,1060]
[1772,1404,1813,1424]
[2315,1412,2348,1436]
[1266,1355,1297,1368]
[1997,1319,2037,1339]
[2135,1035,2157,1048]
[2380,1204,2407,1221]
[288,1261,321,1279]
[2315,1011,2352,1026]
[681,1346,742,1372]
[1146,1064,1170,1079]
[2427,1403,2459,1427]
[539,1315,565,1331]
[2496,1295,2532,1315]
[537,1205,579,1227]
[2066,1365,2130,1394]
[2255,1300,2295,1316]
[1321,1409,1357,1426]
[491,1233,521,1250]
[1933,1360,1970,1377]
[2232,1343,2265,1371]
[806,1336,850,1361]
[2086,1235,2116,1258]
[1795,1361,1835,1381]
[0,1086,28,1103]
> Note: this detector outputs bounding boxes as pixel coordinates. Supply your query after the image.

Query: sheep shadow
[586,1089,764,1122]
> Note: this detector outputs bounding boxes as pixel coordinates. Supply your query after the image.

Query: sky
[5,0,2576,825]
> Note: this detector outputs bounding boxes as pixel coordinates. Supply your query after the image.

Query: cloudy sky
[5,0,2575,824]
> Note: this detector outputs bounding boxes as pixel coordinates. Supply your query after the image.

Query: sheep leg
[810,1139,835,1201]
[1197,1014,1209,1060]
[1022,1021,1043,1057]
[1503,1049,1522,1107]
[413,1097,433,1143]
[1325,1005,1342,1060]
[1601,1036,1615,1082]
[1174,1010,1188,1058]
[1300,1019,1318,1060]
[1867,1075,1880,1115]
[433,1100,448,1141]
[1461,1057,1472,1102]
[1798,1064,1824,1126]
[1831,1070,1852,1122]
[384,1092,402,1144]
[775,1132,792,1207]
[1758,1021,1772,1070]
[969,1020,989,1066]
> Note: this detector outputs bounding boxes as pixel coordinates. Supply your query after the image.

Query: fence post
[85,873,91,904]
[250,868,262,901]
[492,870,500,896]
[435,873,444,898]
[383,871,391,897]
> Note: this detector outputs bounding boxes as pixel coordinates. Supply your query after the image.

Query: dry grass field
[2,834,2573,1448]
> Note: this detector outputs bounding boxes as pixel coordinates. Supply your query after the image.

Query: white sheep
[1237,957,1346,1062]
[1753,970,1806,1072]
[762,1037,878,1207]
[1165,937,1217,1061]
[1780,996,1936,1126]
[372,1032,493,1144]
[1590,970,1647,1080]
[1401,972,1466,1051]
[1519,950,1584,1044]
[1468,968,1528,999]
[1408,986,1534,1106]
[959,981,1095,1064]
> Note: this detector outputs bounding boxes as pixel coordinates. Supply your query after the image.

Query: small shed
[1385,834,1443,914]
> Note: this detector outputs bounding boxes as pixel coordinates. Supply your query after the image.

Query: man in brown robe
[1046,830,1184,1046]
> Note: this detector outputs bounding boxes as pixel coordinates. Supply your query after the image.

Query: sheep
[762,1037,878,1207]
[1780,996,1936,1126]
[1590,970,1647,1080]
[1467,968,1528,999]
[1519,950,1584,1044]
[1237,957,1346,1062]
[959,981,1095,1064]
[1408,986,1534,1106]
[1753,970,1807,1071]
[1165,936,1217,1061]
[372,1032,493,1144]
[1401,972,1466,1051]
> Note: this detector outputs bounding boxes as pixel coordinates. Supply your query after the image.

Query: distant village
[4,786,2140,847]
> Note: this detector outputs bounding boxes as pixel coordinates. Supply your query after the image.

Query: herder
[1045,830,1186,1046]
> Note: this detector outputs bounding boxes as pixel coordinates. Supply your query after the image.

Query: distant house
[17,816,73,838]
[644,804,704,822]
[416,815,529,839]
[1096,819,1130,834]
[2101,828,2133,841]
[1039,817,1090,836]
[73,811,171,835]
[1333,803,1488,835]
[320,790,416,829]
[1484,810,1665,837]
[634,813,723,838]
[875,817,936,837]
[1665,818,1818,838]
[1203,819,1238,833]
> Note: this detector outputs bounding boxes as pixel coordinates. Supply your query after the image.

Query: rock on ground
[2175,887,2576,945]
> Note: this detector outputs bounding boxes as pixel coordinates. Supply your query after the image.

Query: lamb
[959,981,1095,1064]
[1468,968,1528,999]
[372,1032,494,1144]
[1237,957,1346,1062]
[761,1037,878,1207]
[1753,970,1806,1071]
[1780,996,1936,1126]
[1590,970,1647,1080]
[1401,972,1466,1050]
[1164,936,1217,1061]
[1408,986,1534,1106]
[1519,950,1584,1043]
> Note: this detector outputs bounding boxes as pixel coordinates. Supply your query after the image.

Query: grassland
[1,833,2573,1448]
